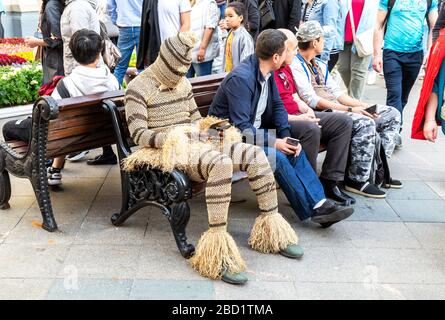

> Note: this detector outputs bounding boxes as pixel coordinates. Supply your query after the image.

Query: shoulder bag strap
[348,0,357,40]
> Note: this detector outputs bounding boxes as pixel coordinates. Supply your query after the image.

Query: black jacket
[41,0,65,84]
[260,0,301,32]
[229,0,260,41]
[137,0,161,69]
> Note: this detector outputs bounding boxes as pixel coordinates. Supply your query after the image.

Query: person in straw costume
[124,31,303,285]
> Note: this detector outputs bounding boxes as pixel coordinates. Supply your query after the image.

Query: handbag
[348,1,373,57]
[99,21,122,70]
[259,0,275,28]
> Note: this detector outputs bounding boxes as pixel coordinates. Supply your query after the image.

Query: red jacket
[411,28,445,140]
[274,65,301,115]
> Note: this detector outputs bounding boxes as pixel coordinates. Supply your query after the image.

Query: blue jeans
[186,61,214,78]
[114,26,141,85]
[263,148,326,221]
[383,49,423,124]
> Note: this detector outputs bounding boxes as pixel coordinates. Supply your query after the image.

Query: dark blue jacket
[209,54,291,146]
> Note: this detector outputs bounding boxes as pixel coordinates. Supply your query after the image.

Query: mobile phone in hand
[286,137,300,147]
[365,104,378,114]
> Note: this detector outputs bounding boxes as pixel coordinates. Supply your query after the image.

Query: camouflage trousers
[346,105,401,182]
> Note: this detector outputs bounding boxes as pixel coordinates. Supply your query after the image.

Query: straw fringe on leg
[248,212,299,254]
[189,226,246,280]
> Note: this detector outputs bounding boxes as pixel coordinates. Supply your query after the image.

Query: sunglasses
[278,72,290,90]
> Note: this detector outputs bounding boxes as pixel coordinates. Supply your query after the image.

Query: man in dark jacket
[260,0,301,32]
[137,0,160,69]
[209,29,354,227]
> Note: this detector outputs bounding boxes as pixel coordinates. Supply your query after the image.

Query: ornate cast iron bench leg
[0,97,59,232]
[0,154,11,210]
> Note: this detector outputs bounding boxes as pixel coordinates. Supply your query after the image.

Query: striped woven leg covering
[187,148,246,280]
[227,142,299,254]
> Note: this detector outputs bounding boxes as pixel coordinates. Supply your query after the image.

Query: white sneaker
[66,150,89,162]
[367,70,377,85]
[47,167,62,186]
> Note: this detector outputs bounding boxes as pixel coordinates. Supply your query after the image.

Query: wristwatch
[347,107,353,112]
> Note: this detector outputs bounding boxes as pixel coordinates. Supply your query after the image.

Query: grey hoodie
[61,0,100,75]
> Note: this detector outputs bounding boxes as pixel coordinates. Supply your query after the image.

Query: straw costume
[124,32,299,281]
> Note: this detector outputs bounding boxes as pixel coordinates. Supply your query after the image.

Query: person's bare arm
[423,92,439,142]
[373,9,388,73]
[180,11,191,32]
[337,94,376,118]
[197,28,215,62]
[316,97,349,112]
[24,37,46,48]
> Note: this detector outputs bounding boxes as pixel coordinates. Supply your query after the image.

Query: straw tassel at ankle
[190,226,246,280]
[248,212,299,254]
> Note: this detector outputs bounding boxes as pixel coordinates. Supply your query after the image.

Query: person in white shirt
[158,0,191,42]
[187,0,220,77]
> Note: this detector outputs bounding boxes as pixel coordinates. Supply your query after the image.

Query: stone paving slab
[0,279,55,300]
[57,244,142,279]
[405,223,445,249]
[214,281,298,300]
[387,199,445,222]
[130,280,214,300]
[46,278,133,300]
[293,282,381,300]
[0,244,69,279]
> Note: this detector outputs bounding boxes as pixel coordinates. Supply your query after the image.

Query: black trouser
[328,52,340,72]
[2,118,32,141]
[383,49,423,124]
[0,13,4,39]
[289,111,353,182]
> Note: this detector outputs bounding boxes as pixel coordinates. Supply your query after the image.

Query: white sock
[313,199,326,210]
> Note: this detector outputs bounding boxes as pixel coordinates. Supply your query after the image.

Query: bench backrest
[42,73,225,158]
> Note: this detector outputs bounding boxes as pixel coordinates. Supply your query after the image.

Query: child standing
[220,1,254,72]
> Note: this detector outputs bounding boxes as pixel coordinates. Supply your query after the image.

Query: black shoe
[86,153,117,165]
[320,178,356,205]
[382,178,403,189]
[311,199,354,226]
[344,180,386,199]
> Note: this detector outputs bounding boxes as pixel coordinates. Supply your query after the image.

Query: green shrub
[0,63,43,107]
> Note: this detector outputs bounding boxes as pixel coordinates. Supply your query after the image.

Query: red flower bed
[0,53,27,66]
[0,38,25,45]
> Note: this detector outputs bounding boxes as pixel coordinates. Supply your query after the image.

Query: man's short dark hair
[255,29,287,60]
[69,29,104,65]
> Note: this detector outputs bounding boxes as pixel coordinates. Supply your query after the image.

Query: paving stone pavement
[0,76,445,300]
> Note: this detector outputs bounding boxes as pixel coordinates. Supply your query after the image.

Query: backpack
[369,135,391,188]
[384,0,433,33]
